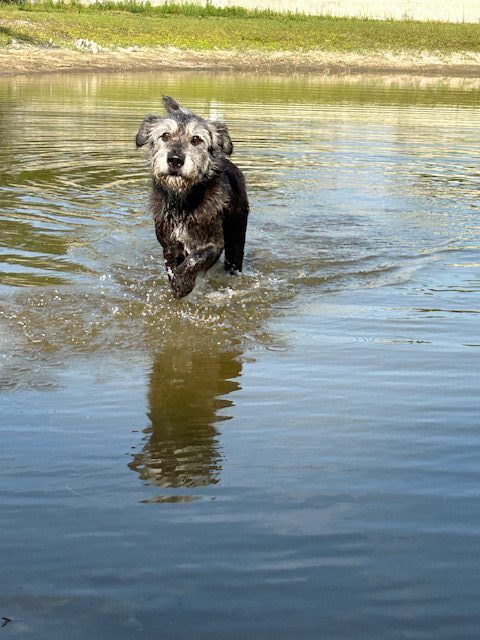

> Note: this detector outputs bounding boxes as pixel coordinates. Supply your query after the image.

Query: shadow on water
[129,346,242,493]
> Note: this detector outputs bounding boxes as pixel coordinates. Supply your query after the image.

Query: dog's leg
[222,169,249,274]
[171,245,221,299]
[223,212,247,274]
[162,249,179,283]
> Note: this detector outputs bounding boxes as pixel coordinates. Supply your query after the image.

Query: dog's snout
[167,154,185,169]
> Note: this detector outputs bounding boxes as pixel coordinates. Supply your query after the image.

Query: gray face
[148,117,215,190]
[136,100,233,193]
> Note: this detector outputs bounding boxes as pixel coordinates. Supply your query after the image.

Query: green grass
[1,1,479,52]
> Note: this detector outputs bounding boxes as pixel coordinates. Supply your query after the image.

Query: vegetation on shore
[1,0,480,53]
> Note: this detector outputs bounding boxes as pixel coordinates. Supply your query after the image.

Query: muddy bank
[2,45,480,77]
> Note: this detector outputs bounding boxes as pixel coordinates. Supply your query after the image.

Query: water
[1,71,479,639]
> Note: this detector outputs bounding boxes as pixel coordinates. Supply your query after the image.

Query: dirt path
[2,45,480,77]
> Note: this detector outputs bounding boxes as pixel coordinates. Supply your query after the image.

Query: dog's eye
[161,132,171,142]
[191,136,202,146]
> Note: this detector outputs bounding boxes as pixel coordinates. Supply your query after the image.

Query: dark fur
[136,96,249,298]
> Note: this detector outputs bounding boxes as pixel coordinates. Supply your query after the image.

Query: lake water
[0,71,479,639]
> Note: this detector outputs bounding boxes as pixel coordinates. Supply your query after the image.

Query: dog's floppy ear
[136,114,161,147]
[162,95,193,118]
[211,121,233,156]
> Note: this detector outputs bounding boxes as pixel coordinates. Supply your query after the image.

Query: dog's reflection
[129,347,242,488]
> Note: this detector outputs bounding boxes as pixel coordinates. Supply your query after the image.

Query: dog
[136,96,249,299]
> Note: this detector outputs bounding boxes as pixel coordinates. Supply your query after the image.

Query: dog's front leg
[162,249,178,283]
[171,245,221,299]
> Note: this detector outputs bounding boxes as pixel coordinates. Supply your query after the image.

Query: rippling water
[1,72,479,639]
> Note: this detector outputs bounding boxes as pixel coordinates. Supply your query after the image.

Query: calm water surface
[0,72,479,639]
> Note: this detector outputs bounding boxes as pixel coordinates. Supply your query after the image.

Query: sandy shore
[1,44,480,77]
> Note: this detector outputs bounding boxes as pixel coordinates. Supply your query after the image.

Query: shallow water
[1,71,479,639]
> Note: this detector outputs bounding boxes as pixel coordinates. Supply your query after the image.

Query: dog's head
[136,96,233,192]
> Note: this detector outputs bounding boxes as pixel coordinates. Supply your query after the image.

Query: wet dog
[136,96,249,298]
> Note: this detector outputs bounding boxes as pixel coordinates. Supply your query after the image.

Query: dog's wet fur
[136,96,249,298]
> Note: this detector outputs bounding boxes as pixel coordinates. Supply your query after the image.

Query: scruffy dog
[136,96,249,298]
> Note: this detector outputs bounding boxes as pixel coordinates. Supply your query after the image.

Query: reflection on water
[1,71,480,640]
[130,347,242,490]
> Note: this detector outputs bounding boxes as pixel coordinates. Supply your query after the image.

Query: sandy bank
[2,45,480,77]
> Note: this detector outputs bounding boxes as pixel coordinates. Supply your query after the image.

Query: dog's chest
[155,188,224,255]
[161,199,196,254]
[170,220,194,254]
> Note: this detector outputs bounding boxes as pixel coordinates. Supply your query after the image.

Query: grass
[1,0,479,52]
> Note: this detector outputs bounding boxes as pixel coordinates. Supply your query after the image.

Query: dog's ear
[162,95,193,118]
[136,114,161,147]
[211,121,233,156]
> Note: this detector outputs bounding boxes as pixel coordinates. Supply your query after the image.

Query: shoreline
[2,45,480,78]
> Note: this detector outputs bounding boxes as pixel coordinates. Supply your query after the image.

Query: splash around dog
[136,96,249,299]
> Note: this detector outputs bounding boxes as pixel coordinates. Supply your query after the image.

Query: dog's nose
[167,154,185,169]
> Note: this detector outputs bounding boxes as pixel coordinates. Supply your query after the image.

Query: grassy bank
[1,1,480,52]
